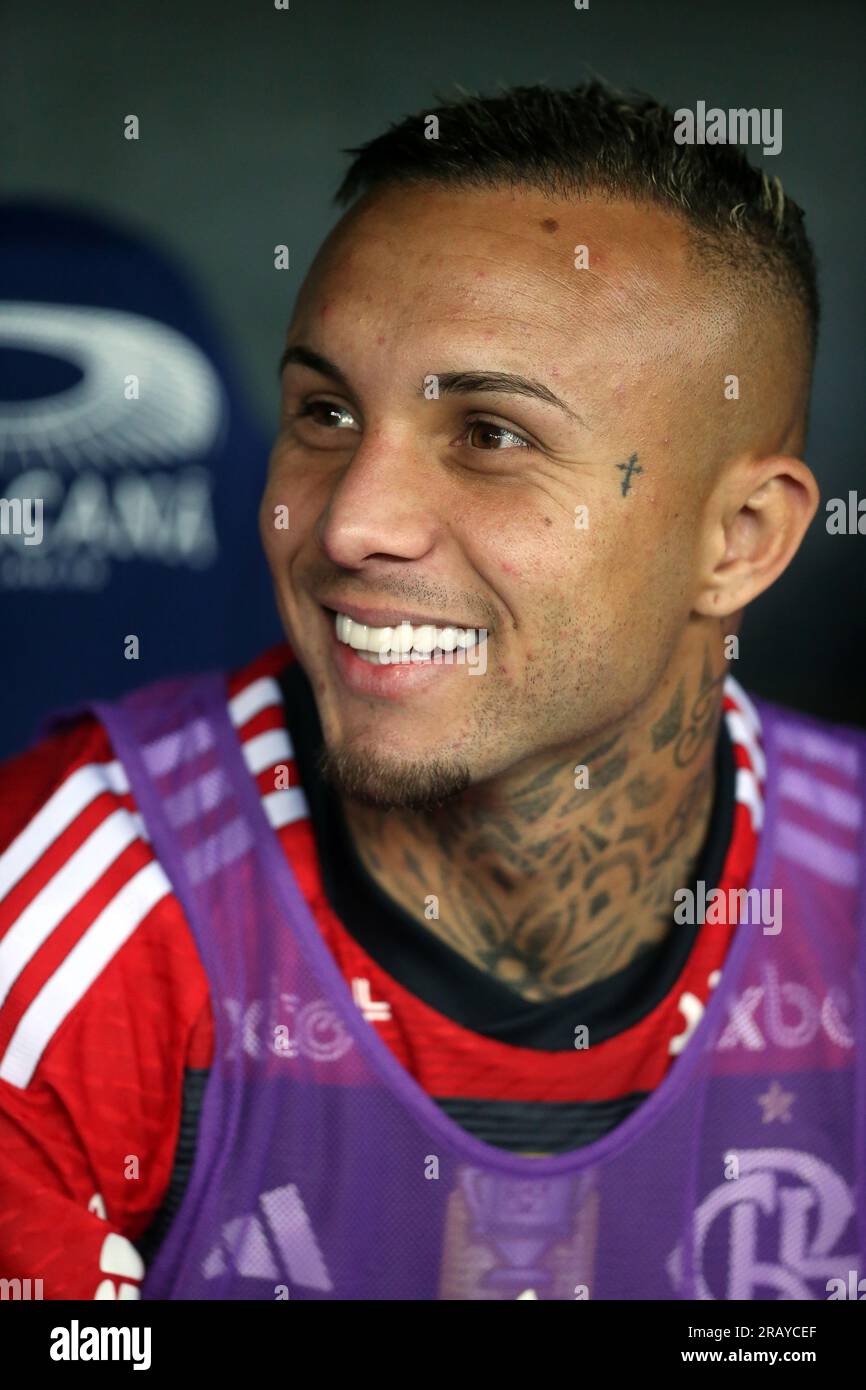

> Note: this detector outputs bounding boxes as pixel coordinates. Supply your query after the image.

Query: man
[0,82,862,1302]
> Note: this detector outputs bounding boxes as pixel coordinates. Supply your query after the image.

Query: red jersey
[0,646,765,1298]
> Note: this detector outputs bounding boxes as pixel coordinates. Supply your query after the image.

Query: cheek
[258,468,305,571]
[260,445,331,558]
[525,518,663,665]
[474,504,603,631]
[258,476,283,558]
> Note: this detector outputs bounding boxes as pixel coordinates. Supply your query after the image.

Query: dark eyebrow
[278,345,352,392]
[279,347,589,430]
[423,372,588,429]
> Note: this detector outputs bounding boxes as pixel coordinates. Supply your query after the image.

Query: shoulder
[734,683,865,905]
[0,644,295,1090]
[740,681,866,775]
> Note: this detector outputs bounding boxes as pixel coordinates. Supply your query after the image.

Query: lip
[322,605,483,701]
[318,598,480,631]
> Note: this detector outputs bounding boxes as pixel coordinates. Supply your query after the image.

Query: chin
[316,743,471,812]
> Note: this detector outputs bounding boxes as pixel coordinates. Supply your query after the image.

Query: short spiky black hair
[336,81,819,358]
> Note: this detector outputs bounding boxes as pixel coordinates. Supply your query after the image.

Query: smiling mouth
[327,608,486,665]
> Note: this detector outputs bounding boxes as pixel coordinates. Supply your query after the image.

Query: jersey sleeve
[0,715,213,1299]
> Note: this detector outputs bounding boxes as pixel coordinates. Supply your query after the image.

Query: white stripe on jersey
[779,766,862,829]
[734,767,764,833]
[722,675,765,833]
[263,787,310,830]
[724,708,768,785]
[162,767,231,830]
[0,808,143,1010]
[0,760,129,906]
[0,668,291,1086]
[228,676,283,729]
[141,717,214,779]
[0,861,171,1088]
[776,820,859,887]
[724,675,762,737]
[141,672,291,779]
[242,727,294,776]
[158,730,297,830]
[185,816,254,886]
[0,662,764,1087]
[774,723,859,778]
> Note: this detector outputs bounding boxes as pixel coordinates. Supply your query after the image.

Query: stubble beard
[316,742,472,812]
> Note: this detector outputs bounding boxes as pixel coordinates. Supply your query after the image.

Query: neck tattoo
[341,645,726,1002]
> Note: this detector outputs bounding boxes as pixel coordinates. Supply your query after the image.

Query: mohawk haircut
[335,81,819,361]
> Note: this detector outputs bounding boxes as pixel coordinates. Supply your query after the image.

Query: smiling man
[0,83,864,1302]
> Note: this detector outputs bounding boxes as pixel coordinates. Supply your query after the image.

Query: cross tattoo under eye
[616,452,642,496]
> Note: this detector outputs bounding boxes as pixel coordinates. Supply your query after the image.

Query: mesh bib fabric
[94,673,866,1300]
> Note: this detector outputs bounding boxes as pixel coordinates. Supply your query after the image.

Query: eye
[295,399,360,431]
[464,420,531,451]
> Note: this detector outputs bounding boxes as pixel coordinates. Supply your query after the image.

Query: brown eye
[298,400,358,430]
[467,421,530,450]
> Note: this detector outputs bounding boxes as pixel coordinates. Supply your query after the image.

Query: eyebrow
[278,345,589,429]
[425,372,587,427]
[278,344,352,392]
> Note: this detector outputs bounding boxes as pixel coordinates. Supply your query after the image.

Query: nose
[316,432,440,570]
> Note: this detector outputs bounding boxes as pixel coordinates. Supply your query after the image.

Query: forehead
[294,184,708,356]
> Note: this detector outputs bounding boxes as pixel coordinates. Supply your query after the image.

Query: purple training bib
[94,673,866,1300]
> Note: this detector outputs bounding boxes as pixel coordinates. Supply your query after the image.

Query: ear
[693,455,820,617]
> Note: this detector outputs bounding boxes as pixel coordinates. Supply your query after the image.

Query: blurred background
[0,0,863,757]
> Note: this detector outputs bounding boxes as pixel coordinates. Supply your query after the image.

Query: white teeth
[411,624,436,654]
[365,625,394,654]
[392,621,414,653]
[333,612,482,658]
[355,649,391,665]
